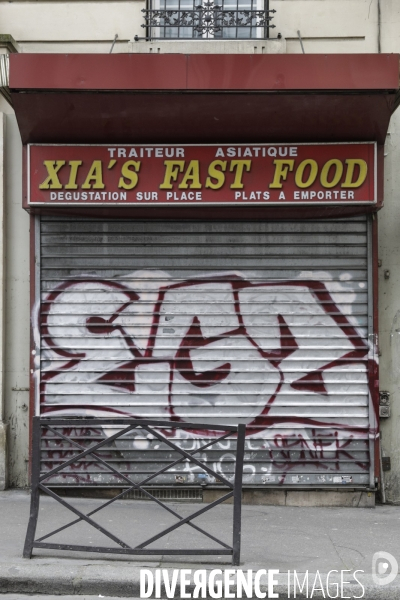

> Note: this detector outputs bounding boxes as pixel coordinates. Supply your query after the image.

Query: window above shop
[137,0,276,40]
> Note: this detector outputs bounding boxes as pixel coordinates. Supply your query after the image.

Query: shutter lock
[379,391,391,418]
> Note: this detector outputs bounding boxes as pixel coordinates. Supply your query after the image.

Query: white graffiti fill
[40,272,371,433]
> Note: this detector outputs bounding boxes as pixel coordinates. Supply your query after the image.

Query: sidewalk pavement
[0,489,400,598]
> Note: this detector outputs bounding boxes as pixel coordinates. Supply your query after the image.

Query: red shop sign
[27,143,377,206]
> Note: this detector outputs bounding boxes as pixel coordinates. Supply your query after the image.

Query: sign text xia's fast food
[28,143,376,206]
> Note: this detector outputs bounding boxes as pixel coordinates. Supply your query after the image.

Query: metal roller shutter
[37,216,375,488]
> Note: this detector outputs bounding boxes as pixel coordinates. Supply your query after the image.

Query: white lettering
[268,570,279,599]
[340,570,352,599]
[140,570,154,598]
[326,570,339,599]
[208,570,223,599]
[237,570,253,598]
[163,570,178,599]
[352,570,365,599]
[223,570,236,599]
[154,570,161,599]
[310,571,326,598]
[180,569,192,599]
[294,571,309,596]
[254,570,266,599]
[193,570,207,599]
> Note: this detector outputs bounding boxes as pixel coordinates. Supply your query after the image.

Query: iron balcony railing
[137,0,276,40]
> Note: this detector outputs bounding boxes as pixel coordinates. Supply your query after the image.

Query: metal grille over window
[140,0,275,39]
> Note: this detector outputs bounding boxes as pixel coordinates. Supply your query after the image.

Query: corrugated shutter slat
[38,216,373,488]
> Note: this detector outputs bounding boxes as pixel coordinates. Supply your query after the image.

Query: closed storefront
[10,52,397,499]
[36,214,375,488]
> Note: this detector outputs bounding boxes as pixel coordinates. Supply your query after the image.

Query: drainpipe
[0,34,18,488]
[377,0,381,53]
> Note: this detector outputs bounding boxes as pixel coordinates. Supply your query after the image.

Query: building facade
[1,0,400,506]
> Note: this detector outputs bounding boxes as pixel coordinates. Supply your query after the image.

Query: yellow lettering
[230,160,251,189]
[39,160,66,190]
[118,161,141,190]
[205,160,227,190]
[269,160,294,189]
[81,160,105,189]
[295,159,318,188]
[159,161,185,189]
[320,159,343,188]
[179,160,202,189]
[342,159,368,188]
[65,160,82,190]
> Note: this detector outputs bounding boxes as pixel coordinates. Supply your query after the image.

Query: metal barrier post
[232,423,245,566]
[23,416,41,558]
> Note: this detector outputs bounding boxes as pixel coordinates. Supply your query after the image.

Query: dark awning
[10,52,400,219]
[9,53,400,146]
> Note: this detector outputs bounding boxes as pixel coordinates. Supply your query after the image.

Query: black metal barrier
[23,418,246,565]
